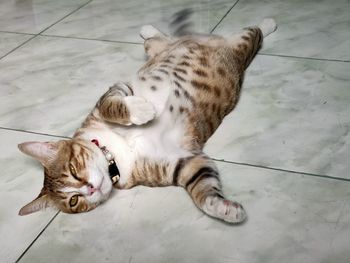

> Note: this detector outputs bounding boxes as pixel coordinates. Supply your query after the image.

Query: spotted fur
[18,19,277,223]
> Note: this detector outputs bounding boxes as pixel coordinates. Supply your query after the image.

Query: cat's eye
[69,163,77,176]
[69,195,79,207]
[69,163,82,182]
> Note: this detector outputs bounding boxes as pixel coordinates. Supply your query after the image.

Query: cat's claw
[124,96,156,125]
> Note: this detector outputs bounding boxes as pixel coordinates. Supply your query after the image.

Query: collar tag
[108,160,120,184]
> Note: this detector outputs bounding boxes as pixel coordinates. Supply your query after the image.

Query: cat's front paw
[124,96,156,125]
[204,196,247,224]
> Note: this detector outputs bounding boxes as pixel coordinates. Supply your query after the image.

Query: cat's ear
[18,141,59,166]
[18,193,51,216]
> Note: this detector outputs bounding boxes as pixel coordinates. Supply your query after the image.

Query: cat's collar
[91,139,120,185]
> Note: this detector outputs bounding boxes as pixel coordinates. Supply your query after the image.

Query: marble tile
[0,0,89,34]
[213,0,350,61]
[0,32,32,58]
[44,0,235,42]
[0,36,145,136]
[0,130,59,262]
[18,161,350,263]
[205,55,350,178]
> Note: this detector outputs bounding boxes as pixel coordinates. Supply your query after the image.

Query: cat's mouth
[86,187,108,205]
[87,177,104,196]
[95,174,113,200]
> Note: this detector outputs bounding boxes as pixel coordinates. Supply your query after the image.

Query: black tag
[108,160,120,178]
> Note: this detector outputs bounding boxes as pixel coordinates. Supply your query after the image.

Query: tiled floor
[0,0,349,262]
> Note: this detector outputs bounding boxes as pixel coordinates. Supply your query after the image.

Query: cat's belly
[124,111,190,160]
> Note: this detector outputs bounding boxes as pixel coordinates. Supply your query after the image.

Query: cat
[17,17,277,224]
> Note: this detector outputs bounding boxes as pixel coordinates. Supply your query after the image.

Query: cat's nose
[87,184,98,195]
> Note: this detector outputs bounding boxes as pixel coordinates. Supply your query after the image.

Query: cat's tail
[140,8,194,40]
[169,8,194,37]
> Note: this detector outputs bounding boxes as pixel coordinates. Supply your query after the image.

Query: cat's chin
[87,191,109,206]
[99,174,113,200]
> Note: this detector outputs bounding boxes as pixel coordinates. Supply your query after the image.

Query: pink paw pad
[223,199,240,208]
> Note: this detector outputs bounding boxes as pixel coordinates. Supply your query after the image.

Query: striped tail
[169,8,194,37]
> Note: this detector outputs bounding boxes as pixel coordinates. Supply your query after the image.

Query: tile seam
[0,127,70,139]
[15,211,60,263]
[1,33,347,62]
[0,0,94,61]
[39,33,142,45]
[2,127,348,183]
[210,0,240,33]
[0,34,37,60]
[212,158,350,182]
[37,0,94,35]
[259,52,350,63]
[0,30,36,36]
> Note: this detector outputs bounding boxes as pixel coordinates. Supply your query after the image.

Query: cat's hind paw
[140,25,161,40]
[124,96,156,125]
[204,196,247,224]
[259,18,277,37]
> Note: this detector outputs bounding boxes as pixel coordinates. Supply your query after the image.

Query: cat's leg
[117,154,245,223]
[140,25,171,58]
[217,19,277,119]
[228,18,277,69]
[174,155,247,224]
[95,82,156,125]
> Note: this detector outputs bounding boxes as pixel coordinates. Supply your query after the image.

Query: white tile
[18,161,350,263]
[205,55,350,178]
[0,0,89,34]
[213,0,350,60]
[0,36,144,136]
[0,130,59,262]
[0,32,32,58]
[44,0,235,42]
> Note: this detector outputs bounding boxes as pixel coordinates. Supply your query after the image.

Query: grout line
[40,33,142,45]
[1,126,349,182]
[0,30,36,36]
[0,127,70,139]
[2,126,349,183]
[37,0,94,35]
[0,28,142,45]
[0,0,94,61]
[0,35,37,60]
[15,211,60,263]
[210,0,240,33]
[212,158,350,182]
[1,11,348,63]
[258,52,350,63]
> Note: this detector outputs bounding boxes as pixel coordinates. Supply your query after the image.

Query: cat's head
[18,139,113,215]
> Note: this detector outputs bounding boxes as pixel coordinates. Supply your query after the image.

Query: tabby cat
[18,18,277,223]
